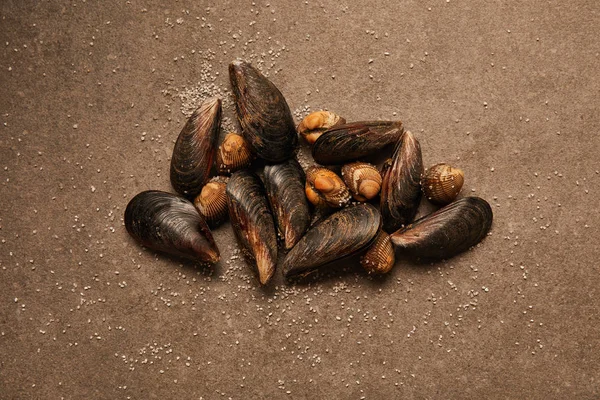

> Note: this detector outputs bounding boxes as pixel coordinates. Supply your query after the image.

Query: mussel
[282,204,381,279]
[311,121,404,165]
[380,131,423,232]
[341,162,382,202]
[390,197,493,259]
[421,163,464,205]
[360,230,395,275]
[216,132,253,175]
[124,190,220,264]
[226,171,278,285]
[297,111,346,145]
[305,166,351,209]
[194,177,229,227]
[229,60,298,163]
[170,97,222,199]
[263,159,311,250]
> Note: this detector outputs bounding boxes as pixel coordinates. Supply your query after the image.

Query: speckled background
[1,1,599,399]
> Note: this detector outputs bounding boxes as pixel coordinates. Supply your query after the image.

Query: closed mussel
[124,190,220,264]
[390,197,493,259]
[170,97,222,199]
[216,132,253,175]
[380,131,423,232]
[341,162,382,202]
[312,121,404,165]
[226,171,278,285]
[229,60,298,163]
[297,111,346,145]
[194,176,229,227]
[305,166,351,209]
[263,159,311,250]
[282,204,381,279]
[421,163,464,205]
[360,230,395,275]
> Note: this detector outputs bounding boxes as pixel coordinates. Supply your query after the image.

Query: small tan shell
[305,166,351,208]
[360,230,395,275]
[297,111,346,145]
[421,163,464,205]
[216,132,253,174]
[194,177,229,226]
[341,162,382,202]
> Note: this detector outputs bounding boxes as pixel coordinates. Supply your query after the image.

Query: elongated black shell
[170,97,222,199]
[380,131,423,232]
[311,121,404,165]
[263,159,311,250]
[229,60,298,163]
[124,190,220,264]
[390,197,493,259]
[226,171,278,285]
[282,204,381,279]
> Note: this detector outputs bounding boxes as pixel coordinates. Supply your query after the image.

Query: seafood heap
[124,60,494,286]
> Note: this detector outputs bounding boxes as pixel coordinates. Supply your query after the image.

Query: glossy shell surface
[305,166,351,209]
[194,178,228,226]
[421,163,464,205]
[216,132,253,175]
[360,230,395,275]
[297,111,346,145]
[341,162,382,202]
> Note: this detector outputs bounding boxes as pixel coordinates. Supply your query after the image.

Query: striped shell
[297,111,346,145]
[360,230,395,275]
[341,162,382,202]
[305,166,351,209]
[421,163,464,205]
[194,177,229,226]
[216,132,253,175]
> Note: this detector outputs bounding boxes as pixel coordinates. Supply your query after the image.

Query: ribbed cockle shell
[341,162,382,202]
[297,111,346,145]
[360,230,395,275]
[421,163,464,205]
[305,166,351,209]
[194,177,229,227]
[216,132,253,175]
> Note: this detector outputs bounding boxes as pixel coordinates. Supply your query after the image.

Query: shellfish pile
[125,60,493,285]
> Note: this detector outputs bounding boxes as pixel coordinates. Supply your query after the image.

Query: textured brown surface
[1,1,599,398]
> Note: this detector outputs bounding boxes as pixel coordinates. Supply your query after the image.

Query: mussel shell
[297,111,346,145]
[216,132,253,175]
[229,60,298,163]
[311,121,404,165]
[226,171,278,285]
[305,166,351,209]
[341,161,382,202]
[194,177,229,227]
[380,131,423,232]
[282,204,381,279]
[390,197,493,259]
[421,163,464,205]
[170,97,222,199]
[360,230,395,275]
[124,190,220,264]
[263,159,311,250]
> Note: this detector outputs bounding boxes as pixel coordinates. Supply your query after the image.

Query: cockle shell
[305,166,351,209]
[124,190,220,264]
[194,177,229,227]
[341,162,382,202]
[216,132,253,175]
[360,230,395,275]
[170,97,221,199]
[297,111,346,145]
[421,163,464,205]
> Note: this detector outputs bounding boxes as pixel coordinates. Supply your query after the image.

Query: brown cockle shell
[263,159,311,250]
[125,190,220,264]
[312,121,404,165]
[305,166,351,209]
[282,204,381,279]
[360,230,395,275]
[390,197,493,259]
[297,111,346,145]
[226,171,278,285]
[170,97,222,199]
[216,132,253,175]
[194,177,229,227]
[380,131,423,232]
[421,163,464,205]
[229,60,298,163]
[341,162,382,202]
